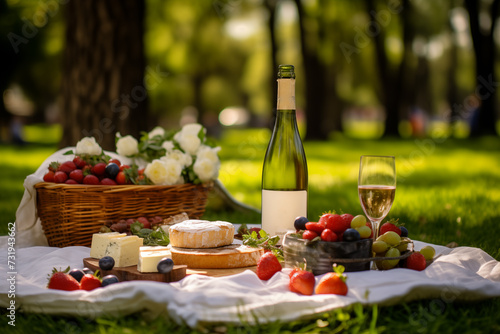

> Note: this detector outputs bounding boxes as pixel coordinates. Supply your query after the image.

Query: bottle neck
[277,78,295,110]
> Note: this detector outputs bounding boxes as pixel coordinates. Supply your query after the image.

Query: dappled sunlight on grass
[0,131,499,259]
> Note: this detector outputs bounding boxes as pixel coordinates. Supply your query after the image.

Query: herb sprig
[130,222,170,246]
[242,229,283,261]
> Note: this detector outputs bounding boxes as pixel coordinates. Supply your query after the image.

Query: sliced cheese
[138,247,172,273]
[90,232,126,259]
[170,244,263,269]
[102,235,143,267]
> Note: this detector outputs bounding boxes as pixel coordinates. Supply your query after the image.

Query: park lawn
[1,129,499,333]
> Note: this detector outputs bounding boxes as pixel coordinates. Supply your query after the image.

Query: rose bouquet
[115,123,220,186]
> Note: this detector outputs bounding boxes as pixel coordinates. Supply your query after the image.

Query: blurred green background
[1,0,499,146]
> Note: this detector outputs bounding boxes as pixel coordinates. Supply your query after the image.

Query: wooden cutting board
[83,258,187,283]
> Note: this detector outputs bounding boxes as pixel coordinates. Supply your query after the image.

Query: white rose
[149,126,165,138]
[162,149,192,167]
[75,137,102,156]
[116,135,139,157]
[145,159,183,185]
[196,145,220,164]
[174,131,201,155]
[181,123,204,136]
[161,140,174,152]
[193,157,219,182]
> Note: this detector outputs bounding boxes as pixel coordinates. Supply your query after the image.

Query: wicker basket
[35,182,212,248]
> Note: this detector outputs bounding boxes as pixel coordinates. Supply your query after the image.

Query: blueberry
[101,275,119,287]
[400,226,408,238]
[105,163,120,179]
[294,216,309,231]
[68,269,85,282]
[343,228,361,242]
[157,257,174,274]
[99,256,115,271]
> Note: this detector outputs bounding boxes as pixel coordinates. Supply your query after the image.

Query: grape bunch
[373,221,435,270]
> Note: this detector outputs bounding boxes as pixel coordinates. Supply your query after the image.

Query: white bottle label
[261,189,307,238]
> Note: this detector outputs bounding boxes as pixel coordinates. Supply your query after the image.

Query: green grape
[376,248,400,270]
[419,246,436,261]
[372,240,389,253]
[397,242,408,252]
[356,226,372,239]
[350,215,367,229]
[378,231,401,246]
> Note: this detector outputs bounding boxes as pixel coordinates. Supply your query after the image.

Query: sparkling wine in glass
[358,155,396,240]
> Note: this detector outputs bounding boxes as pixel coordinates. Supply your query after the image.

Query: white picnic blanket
[0,241,499,328]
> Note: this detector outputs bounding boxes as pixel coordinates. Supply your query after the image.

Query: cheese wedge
[90,232,126,259]
[90,233,144,267]
[138,247,172,273]
[102,235,144,267]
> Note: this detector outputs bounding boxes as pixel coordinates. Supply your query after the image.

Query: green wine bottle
[261,65,308,238]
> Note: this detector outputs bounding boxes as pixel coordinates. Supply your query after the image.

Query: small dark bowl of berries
[284,214,374,274]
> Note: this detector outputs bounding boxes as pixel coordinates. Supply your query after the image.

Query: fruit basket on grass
[36,124,220,248]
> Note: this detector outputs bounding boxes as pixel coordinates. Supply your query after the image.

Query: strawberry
[48,161,60,173]
[83,174,100,185]
[406,252,426,271]
[73,156,87,169]
[380,221,402,236]
[305,222,325,234]
[320,228,337,242]
[289,270,315,295]
[69,169,84,183]
[54,171,68,183]
[302,230,318,241]
[256,252,282,280]
[340,214,354,227]
[80,273,101,291]
[92,162,107,176]
[120,164,131,171]
[59,161,77,174]
[65,179,78,184]
[43,171,55,182]
[322,214,350,234]
[289,267,300,278]
[315,265,348,295]
[109,158,121,167]
[100,178,117,185]
[115,171,127,185]
[47,267,80,291]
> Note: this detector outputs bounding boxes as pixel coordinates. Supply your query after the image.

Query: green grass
[1,128,500,333]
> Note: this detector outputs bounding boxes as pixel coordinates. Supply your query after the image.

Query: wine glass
[358,155,396,240]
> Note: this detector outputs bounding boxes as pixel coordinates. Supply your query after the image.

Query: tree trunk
[366,0,404,137]
[294,0,328,140]
[60,0,148,151]
[264,0,279,120]
[464,0,499,136]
